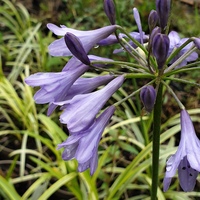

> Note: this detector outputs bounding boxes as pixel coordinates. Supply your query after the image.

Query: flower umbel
[163,109,200,192]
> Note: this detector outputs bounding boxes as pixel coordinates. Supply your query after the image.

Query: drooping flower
[152,33,170,69]
[163,109,200,192]
[47,74,114,115]
[47,23,117,56]
[58,75,124,133]
[57,106,115,175]
[140,85,156,112]
[25,58,89,104]
[168,31,198,68]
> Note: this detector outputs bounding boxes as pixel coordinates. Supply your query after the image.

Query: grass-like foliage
[1,0,200,199]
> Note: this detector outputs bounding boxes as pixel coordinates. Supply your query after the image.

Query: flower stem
[151,82,163,200]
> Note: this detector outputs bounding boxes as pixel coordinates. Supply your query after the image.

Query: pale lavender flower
[47,75,114,115]
[47,23,117,56]
[57,106,115,175]
[140,85,156,112]
[133,8,143,45]
[168,31,198,68]
[25,57,89,104]
[58,75,124,133]
[194,37,200,49]
[163,109,200,192]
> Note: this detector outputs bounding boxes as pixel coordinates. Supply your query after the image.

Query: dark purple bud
[149,26,161,49]
[64,32,90,65]
[104,0,116,25]
[152,33,169,69]
[156,0,171,30]
[148,10,159,32]
[140,86,156,113]
[194,38,200,50]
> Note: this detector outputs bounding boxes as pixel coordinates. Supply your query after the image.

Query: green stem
[151,82,163,200]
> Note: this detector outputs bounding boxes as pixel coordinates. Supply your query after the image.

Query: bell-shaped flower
[57,106,115,175]
[152,33,169,69]
[140,85,156,112]
[168,31,198,68]
[47,23,117,56]
[156,0,171,30]
[163,109,200,192]
[47,75,114,116]
[58,75,124,133]
[25,57,89,104]
[104,0,116,25]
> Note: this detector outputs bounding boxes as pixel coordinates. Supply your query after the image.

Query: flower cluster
[25,0,200,191]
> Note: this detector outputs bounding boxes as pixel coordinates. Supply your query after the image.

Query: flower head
[58,75,124,133]
[47,23,117,56]
[163,109,200,192]
[57,106,115,175]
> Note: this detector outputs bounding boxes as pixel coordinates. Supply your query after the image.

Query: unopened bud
[64,33,90,65]
[104,0,116,25]
[148,10,159,32]
[140,86,156,113]
[152,33,169,69]
[156,0,171,30]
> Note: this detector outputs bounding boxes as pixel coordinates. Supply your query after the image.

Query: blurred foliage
[1,0,200,199]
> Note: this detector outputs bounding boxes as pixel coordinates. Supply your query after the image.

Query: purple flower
[47,75,114,115]
[25,57,89,104]
[140,85,156,112]
[168,31,198,68]
[194,37,200,49]
[57,106,115,175]
[59,75,124,133]
[47,23,117,56]
[163,109,200,192]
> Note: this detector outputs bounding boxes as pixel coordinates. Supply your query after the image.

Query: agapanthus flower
[57,106,115,175]
[163,109,200,192]
[47,75,114,115]
[47,23,117,56]
[25,59,89,104]
[168,31,198,68]
[58,75,124,133]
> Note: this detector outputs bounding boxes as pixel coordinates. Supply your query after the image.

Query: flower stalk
[151,82,163,200]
